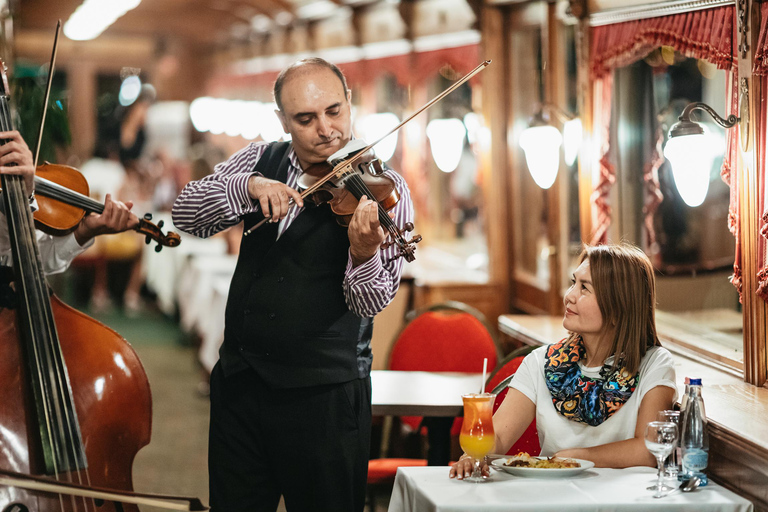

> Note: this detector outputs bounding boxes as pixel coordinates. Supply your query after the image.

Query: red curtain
[591,7,735,80]
[210,44,479,94]
[588,6,737,258]
[752,4,768,301]
[753,3,768,76]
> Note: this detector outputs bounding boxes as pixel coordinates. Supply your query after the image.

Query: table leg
[423,417,453,466]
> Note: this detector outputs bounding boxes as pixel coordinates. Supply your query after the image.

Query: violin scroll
[140,212,181,252]
[381,222,422,263]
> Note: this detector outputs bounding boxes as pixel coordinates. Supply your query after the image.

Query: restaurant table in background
[371,371,482,466]
[388,466,754,512]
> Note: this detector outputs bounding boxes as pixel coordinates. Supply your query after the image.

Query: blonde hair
[567,243,660,374]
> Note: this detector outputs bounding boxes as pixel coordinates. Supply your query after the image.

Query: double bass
[0,63,202,511]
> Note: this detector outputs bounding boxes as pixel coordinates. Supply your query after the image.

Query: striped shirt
[172,141,414,318]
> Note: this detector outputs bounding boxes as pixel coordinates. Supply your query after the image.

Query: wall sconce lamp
[519,104,581,190]
[663,102,739,207]
[426,118,467,173]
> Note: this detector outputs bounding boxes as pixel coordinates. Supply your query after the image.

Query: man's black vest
[220,142,372,388]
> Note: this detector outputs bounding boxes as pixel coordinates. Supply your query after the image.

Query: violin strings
[343,173,402,240]
[0,97,93,512]
[35,177,105,214]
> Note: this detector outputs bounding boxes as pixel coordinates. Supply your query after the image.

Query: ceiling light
[64,0,141,41]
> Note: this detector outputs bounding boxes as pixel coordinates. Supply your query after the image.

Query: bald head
[273,58,348,112]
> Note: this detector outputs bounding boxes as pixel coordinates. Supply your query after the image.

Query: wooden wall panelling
[411,282,506,339]
[737,0,768,388]
[708,421,768,511]
[480,4,512,314]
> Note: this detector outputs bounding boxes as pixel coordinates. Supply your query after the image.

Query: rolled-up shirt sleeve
[343,170,414,318]
[0,215,92,275]
[172,142,270,238]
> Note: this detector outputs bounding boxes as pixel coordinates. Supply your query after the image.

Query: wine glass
[657,410,681,479]
[645,421,679,497]
[459,392,496,483]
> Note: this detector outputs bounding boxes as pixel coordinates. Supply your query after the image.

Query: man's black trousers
[208,361,372,512]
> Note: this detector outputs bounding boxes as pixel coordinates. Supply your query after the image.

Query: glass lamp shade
[426,118,466,173]
[562,118,582,166]
[519,125,563,189]
[663,133,716,207]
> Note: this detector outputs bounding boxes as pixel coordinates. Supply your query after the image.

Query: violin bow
[33,19,61,169]
[244,59,491,235]
[300,59,492,197]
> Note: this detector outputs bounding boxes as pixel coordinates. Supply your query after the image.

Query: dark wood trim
[709,420,768,511]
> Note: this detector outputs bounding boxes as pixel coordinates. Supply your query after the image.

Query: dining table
[388,465,754,512]
[370,370,483,466]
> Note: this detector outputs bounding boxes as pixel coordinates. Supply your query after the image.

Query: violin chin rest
[328,139,370,165]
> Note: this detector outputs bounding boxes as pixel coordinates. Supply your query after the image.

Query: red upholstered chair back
[388,301,499,373]
[485,345,536,393]
[387,301,500,433]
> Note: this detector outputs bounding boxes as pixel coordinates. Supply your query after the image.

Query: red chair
[485,345,536,393]
[388,301,501,433]
[488,347,541,456]
[367,301,500,501]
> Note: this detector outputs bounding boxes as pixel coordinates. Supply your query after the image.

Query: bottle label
[682,449,708,471]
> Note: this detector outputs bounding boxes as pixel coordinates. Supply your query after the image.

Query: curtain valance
[591,6,735,80]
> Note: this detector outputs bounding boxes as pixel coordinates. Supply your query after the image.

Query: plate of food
[490,452,595,478]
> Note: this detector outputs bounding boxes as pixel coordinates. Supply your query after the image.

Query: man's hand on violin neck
[348,195,386,267]
[74,194,138,246]
[247,175,304,223]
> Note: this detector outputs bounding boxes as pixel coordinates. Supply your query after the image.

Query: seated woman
[450,243,677,478]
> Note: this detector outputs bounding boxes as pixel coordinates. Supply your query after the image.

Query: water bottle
[679,378,708,486]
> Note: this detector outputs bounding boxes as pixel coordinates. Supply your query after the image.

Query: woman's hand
[448,455,489,480]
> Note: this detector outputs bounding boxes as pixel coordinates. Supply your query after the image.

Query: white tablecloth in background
[388,466,753,512]
[198,275,234,373]
[141,214,228,316]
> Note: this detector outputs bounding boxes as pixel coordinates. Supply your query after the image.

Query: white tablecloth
[388,466,753,512]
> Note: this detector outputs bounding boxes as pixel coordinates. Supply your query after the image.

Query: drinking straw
[481,357,488,393]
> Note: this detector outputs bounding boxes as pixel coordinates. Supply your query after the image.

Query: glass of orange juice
[459,392,496,482]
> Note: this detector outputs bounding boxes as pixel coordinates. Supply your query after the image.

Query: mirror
[611,51,741,368]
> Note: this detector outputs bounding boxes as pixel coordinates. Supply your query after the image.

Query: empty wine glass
[645,421,679,497]
[657,410,681,479]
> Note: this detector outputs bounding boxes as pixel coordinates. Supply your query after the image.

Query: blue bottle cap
[689,378,702,386]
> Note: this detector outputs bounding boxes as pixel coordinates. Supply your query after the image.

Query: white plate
[491,457,595,478]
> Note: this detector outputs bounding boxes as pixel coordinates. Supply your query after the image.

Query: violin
[29,162,181,252]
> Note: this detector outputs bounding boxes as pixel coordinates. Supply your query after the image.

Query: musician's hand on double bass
[0,130,35,194]
[348,195,390,267]
[247,175,304,223]
[73,193,140,246]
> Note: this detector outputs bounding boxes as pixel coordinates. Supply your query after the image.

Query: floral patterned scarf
[544,337,638,426]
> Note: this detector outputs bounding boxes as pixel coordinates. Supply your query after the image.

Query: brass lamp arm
[679,102,739,129]
[541,103,576,123]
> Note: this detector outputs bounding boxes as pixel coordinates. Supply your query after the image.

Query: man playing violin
[173,58,413,512]
[0,130,139,274]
